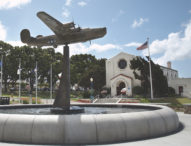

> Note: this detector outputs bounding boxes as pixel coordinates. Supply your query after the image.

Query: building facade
[106,52,191,98]
[160,61,178,84]
[106,52,141,97]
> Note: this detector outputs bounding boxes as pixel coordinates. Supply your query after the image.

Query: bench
[0,97,10,105]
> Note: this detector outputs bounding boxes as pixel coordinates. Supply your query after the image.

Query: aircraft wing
[37,11,69,36]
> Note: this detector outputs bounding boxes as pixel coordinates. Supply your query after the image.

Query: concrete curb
[0,103,179,145]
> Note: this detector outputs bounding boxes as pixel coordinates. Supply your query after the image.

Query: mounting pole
[53,44,70,110]
[147,38,154,100]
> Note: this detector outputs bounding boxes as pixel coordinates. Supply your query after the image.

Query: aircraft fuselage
[21,27,106,48]
[20,11,106,48]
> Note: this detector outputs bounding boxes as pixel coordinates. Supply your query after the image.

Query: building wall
[110,75,132,96]
[106,52,191,98]
[106,52,141,96]
[160,66,178,83]
[168,78,191,98]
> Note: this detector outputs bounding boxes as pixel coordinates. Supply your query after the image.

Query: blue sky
[0,0,191,77]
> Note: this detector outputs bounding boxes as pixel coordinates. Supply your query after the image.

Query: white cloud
[124,42,141,48]
[0,21,6,40]
[65,0,72,6]
[112,10,124,22]
[62,8,70,18]
[88,43,120,52]
[78,1,87,7]
[55,43,120,56]
[132,18,148,28]
[142,20,191,66]
[0,0,31,10]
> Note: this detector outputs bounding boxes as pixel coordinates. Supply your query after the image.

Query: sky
[0,0,191,77]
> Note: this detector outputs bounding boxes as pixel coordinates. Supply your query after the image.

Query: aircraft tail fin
[20,29,32,43]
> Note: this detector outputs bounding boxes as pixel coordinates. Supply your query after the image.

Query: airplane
[20,11,107,48]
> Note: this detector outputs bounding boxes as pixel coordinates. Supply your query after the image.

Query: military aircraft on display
[20,11,107,48]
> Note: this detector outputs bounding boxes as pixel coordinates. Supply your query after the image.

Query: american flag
[136,41,148,50]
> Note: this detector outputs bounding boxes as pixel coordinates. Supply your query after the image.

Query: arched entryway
[110,74,132,96]
[116,82,126,95]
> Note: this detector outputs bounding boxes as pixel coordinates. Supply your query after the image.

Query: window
[118,59,127,69]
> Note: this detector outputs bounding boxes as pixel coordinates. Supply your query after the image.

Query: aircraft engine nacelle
[36,35,43,38]
[20,29,32,43]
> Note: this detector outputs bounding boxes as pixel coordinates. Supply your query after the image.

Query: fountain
[0,103,179,144]
[0,11,180,145]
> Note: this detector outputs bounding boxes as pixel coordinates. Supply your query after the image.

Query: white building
[168,78,191,97]
[160,62,191,98]
[106,52,141,97]
[106,52,191,98]
[160,61,178,84]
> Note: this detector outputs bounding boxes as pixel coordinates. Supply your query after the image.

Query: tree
[0,41,63,92]
[70,54,97,85]
[0,41,14,92]
[79,58,106,91]
[130,56,168,97]
[70,54,106,91]
[168,87,175,96]
[0,41,107,93]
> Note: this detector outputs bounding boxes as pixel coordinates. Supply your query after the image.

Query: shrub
[132,86,144,95]
[134,94,144,98]
[82,91,91,99]
[101,87,111,94]
[168,87,176,97]
[21,97,41,104]
[22,98,29,104]
[32,98,41,104]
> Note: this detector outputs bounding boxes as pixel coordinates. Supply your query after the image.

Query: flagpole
[147,38,154,100]
[0,55,3,97]
[19,58,21,103]
[50,63,52,100]
[35,61,38,104]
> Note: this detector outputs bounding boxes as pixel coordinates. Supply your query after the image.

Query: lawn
[141,97,191,111]
[118,96,191,111]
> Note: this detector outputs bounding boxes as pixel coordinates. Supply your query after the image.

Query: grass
[140,97,191,111]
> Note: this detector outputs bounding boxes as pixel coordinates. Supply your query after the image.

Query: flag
[34,67,37,73]
[136,41,148,50]
[17,69,20,75]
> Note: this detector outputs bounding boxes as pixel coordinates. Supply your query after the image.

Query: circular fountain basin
[0,103,179,145]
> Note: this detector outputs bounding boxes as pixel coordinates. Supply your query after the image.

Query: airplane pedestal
[53,44,70,110]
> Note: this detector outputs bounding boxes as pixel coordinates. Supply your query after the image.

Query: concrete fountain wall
[0,103,179,145]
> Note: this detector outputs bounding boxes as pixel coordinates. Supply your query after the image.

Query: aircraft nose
[102,27,107,35]
[98,27,106,37]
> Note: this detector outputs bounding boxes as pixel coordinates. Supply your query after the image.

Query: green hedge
[168,87,176,97]
[132,86,144,95]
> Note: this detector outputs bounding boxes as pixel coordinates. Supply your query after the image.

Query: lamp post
[90,77,94,103]
[35,61,38,104]
[0,49,2,97]
[18,58,21,103]
[50,63,52,100]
